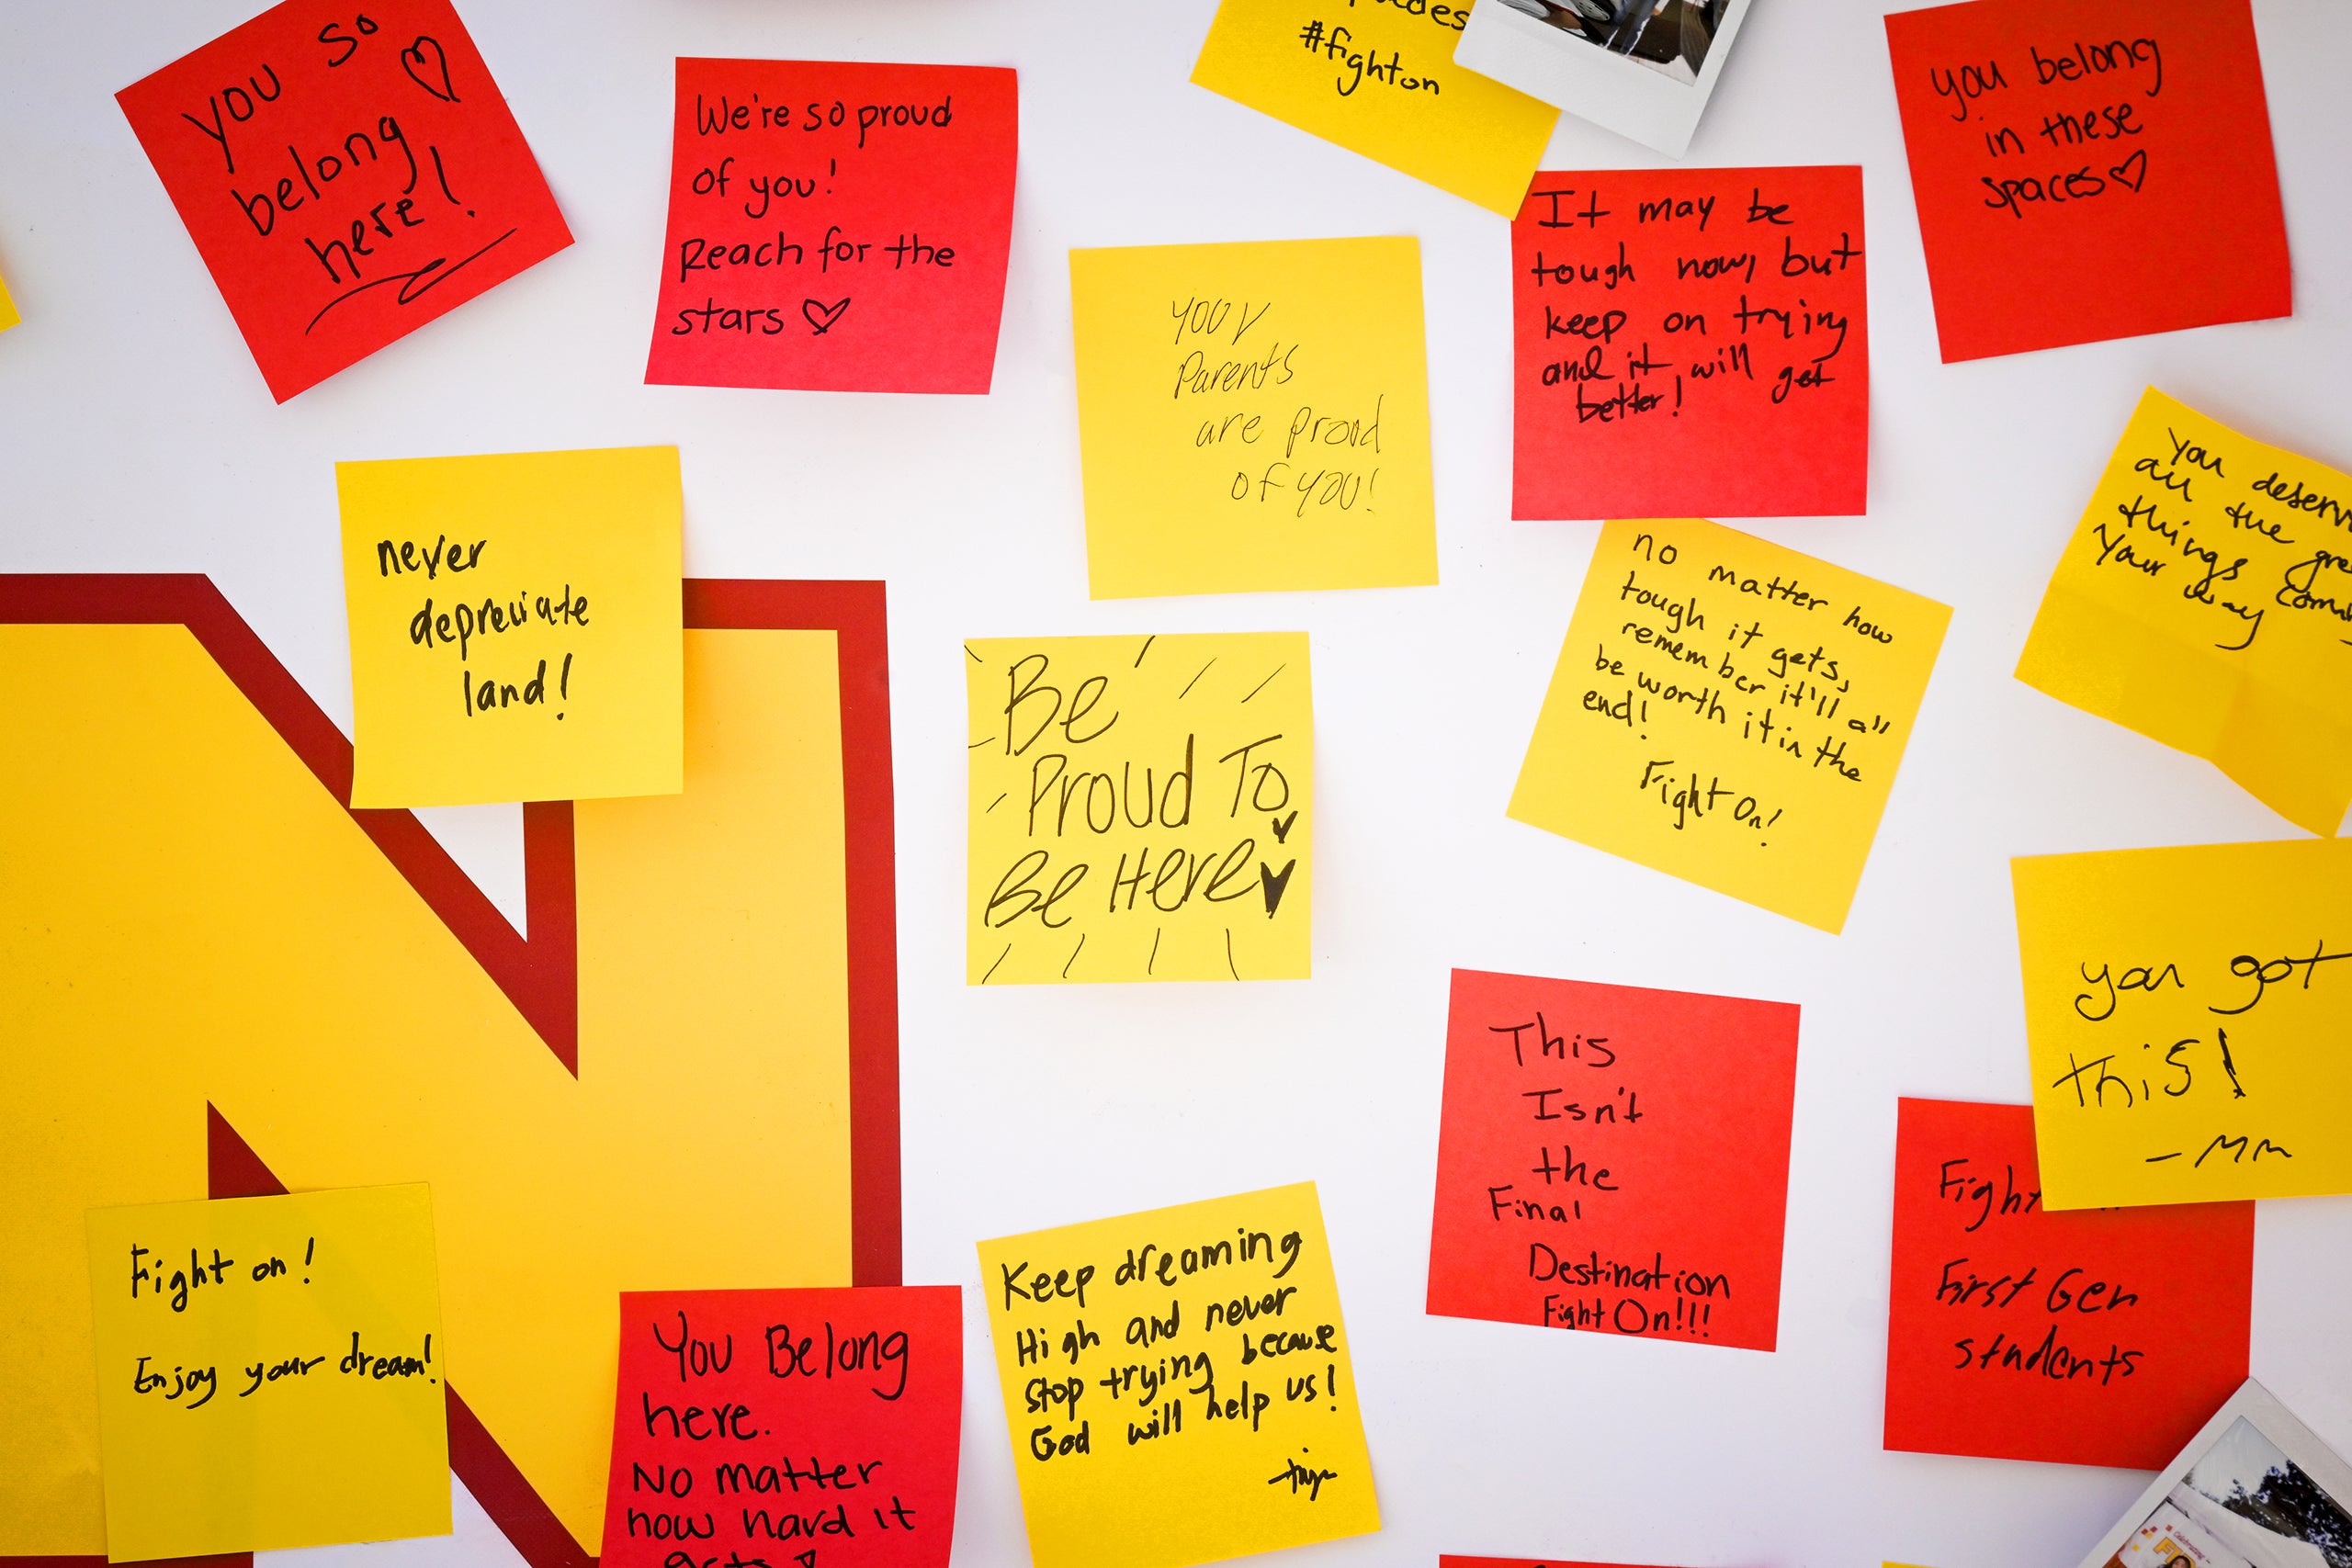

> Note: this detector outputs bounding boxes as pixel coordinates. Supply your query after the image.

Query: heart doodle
[2109,149,2148,193]
[401,35,459,103]
[803,298,851,334]
[1259,859,1296,918]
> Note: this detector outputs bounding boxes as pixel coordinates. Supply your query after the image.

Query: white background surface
[3,2,2350,1565]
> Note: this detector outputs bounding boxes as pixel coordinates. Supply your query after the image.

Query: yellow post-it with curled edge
[1509,518,1950,932]
[1190,0,1555,216]
[339,446,684,808]
[2017,387,2352,836]
[85,1185,449,1562]
[1071,237,1436,599]
[967,631,1310,984]
[2015,836,2352,1209]
[0,270,19,332]
[978,1182,1378,1568]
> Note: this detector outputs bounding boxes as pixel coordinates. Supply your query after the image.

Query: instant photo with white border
[1454,0,1752,158]
[2077,1381,2352,1568]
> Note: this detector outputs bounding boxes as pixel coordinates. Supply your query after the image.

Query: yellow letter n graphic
[0,575,901,1563]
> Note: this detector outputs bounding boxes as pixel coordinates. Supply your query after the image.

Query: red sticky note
[1883,1099,2253,1470]
[1883,0,2290,362]
[646,61,1018,394]
[1511,167,1868,521]
[117,0,571,403]
[1426,969,1799,1352]
[601,1287,962,1567]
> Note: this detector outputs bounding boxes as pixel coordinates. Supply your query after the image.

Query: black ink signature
[1269,1456,1338,1500]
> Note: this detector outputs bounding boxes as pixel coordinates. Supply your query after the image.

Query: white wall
[4,2,2349,1565]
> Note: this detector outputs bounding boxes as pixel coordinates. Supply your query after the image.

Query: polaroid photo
[1454,0,1753,157]
[2077,1381,2352,1568]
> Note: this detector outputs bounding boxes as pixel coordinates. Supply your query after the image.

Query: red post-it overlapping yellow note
[1071,237,1436,598]
[645,60,1018,394]
[1883,1099,2252,1469]
[2018,388,2352,836]
[601,1288,963,1568]
[1511,167,1869,521]
[1510,519,1949,932]
[1190,0,1555,216]
[2014,837,2352,1208]
[978,1183,1378,1568]
[1883,0,2289,361]
[85,1185,448,1562]
[117,0,571,401]
[966,632,1310,984]
[1428,969,1799,1351]
[338,446,684,808]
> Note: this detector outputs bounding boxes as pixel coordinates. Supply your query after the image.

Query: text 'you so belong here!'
[116,0,573,400]
[648,59,1018,394]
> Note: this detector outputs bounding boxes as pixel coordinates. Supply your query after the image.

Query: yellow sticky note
[967,633,1310,984]
[0,270,19,333]
[2,617,859,1552]
[85,1185,449,1561]
[2014,838,2352,1208]
[338,446,684,808]
[1190,0,1555,215]
[1510,519,1950,932]
[978,1182,1378,1568]
[1072,238,1437,599]
[2018,388,2352,836]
